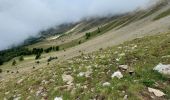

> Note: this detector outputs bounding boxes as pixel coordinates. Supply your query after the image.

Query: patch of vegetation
[47,56,58,62]
[0,46,61,65]
[154,8,170,20]
[0,68,2,73]
[12,60,16,66]
[142,80,155,87]
[35,53,41,60]
[19,56,24,61]
[0,33,170,99]
[85,32,91,39]
[0,47,32,65]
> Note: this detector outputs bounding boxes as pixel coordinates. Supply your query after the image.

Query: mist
[0,0,158,50]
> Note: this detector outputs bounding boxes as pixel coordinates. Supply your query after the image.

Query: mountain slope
[0,32,170,100]
[0,1,170,99]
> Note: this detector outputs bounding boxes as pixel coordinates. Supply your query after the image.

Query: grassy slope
[0,32,170,100]
[154,8,170,20]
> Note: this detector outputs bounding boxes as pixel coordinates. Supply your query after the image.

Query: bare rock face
[154,63,170,75]
[148,87,165,97]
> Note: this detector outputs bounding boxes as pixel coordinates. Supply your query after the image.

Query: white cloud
[0,0,156,50]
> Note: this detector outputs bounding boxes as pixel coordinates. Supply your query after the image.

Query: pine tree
[0,58,3,65]
[56,46,59,51]
[0,69,2,73]
[97,27,101,33]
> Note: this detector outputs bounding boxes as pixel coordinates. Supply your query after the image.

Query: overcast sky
[0,0,157,50]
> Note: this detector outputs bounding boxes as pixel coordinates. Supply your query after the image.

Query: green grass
[0,55,35,70]
[154,8,170,20]
[0,33,170,99]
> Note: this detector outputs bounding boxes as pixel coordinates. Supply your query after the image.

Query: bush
[12,60,16,66]
[0,69,2,73]
[142,80,155,87]
[35,61,40,64]
[19,56,24,61]
[55,46,59,51]
[78,40,81,44]
[35,53,41,60]
[86,32,91,39]
[47,56,58,62]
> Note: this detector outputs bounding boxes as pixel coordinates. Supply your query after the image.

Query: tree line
[0,46,60,65]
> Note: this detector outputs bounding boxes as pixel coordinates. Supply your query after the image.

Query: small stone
[26,96,31,100]
[119,65,128,70]
[123,95,128,100]
[102,82,111,87]
[17,79,24,84]
[116,58,120,61]
[36,90,42,96]
[148,87,165,97]
[5,91,10,95]
[77,72,85,77]
[49,79,55,82]
[54,96,62,100]
[111,71,123,79]
[13,97,21,100]
[122,91,126,94]
[119,53,125,57]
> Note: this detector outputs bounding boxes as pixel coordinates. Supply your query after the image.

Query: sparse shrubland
[0,32,170,99]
